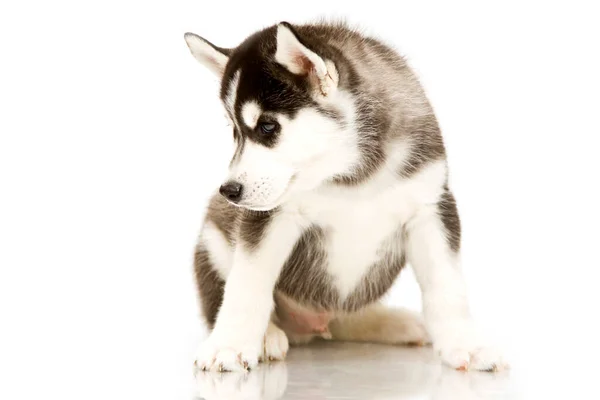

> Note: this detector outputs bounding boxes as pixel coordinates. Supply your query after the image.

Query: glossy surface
[194,341,517,399]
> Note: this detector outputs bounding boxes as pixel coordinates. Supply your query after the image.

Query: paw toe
[264,324,289,362]
[195,342,259,373]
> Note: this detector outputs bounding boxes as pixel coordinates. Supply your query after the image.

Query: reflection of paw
[432,368,513,400]
[262,323,289,362]
[194,336,261,372]
[259,363,289,399]
[194,362,288,400]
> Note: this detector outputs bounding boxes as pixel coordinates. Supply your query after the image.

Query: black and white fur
[184,21,507,372]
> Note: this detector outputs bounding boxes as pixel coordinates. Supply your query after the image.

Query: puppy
[184,21,507,372]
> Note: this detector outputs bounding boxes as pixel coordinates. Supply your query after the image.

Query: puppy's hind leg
[328,303,431,346]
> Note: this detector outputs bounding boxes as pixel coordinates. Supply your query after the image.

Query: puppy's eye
[259,122,277,135]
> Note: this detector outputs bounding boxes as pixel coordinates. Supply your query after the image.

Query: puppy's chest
[279,191,412,307]
[326,200,402,278]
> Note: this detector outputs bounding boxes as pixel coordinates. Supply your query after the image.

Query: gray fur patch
[438,189,461,252]
[276,226,339,310]
[205,194,239,246]
[331,93,388,186]
[398,114,446,178]
[194,244,225,329]
[239,209,275,251]
[204,193,274,252]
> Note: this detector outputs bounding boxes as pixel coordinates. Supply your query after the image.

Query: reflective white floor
[194,341,518,400]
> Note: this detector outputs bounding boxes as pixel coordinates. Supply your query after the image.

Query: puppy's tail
[328,303,431,345]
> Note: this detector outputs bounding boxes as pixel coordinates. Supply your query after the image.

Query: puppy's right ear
[184,32,231,76]
[274,22,338,96]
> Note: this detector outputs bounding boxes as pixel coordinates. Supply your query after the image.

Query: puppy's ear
[274,22,338,96]
[184,32,231,76]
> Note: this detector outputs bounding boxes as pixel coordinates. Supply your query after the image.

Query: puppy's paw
[262,322,289,362]
[195,337,260,373]
[439,346,508,372]
[432,321,508,372]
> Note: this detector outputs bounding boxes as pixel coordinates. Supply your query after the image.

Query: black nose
[219,181,243,202]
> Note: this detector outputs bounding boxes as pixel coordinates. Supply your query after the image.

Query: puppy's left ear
[274,22,338,96]
[184,32,231,76]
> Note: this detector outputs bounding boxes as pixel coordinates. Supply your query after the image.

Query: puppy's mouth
[240,203,280,212]
[236,175,296,211]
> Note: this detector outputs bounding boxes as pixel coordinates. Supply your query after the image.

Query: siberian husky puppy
[184,21,507,372]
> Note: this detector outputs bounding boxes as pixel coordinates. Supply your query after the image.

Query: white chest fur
[306,194,405,298]
[285,160,447,300]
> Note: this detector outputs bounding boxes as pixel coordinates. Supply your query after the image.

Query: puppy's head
[185,22,358,211]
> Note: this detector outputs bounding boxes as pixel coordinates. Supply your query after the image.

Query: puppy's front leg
[406,192,508,372]
[195,213,301,372]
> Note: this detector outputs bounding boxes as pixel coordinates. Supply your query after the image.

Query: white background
[1,1,599,399]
